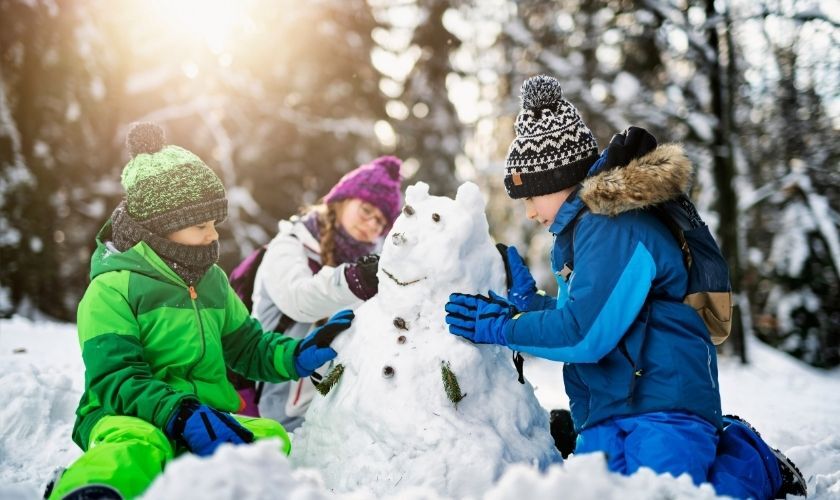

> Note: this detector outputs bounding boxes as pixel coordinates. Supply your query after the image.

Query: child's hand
[496,244,537,311]
[166,401,254,456]
[345,254,380,300]
[444,291,516,345]
[602,126,658,171]
[294,309,355,377]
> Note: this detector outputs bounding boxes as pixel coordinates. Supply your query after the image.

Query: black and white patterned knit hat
[504,75,599,199]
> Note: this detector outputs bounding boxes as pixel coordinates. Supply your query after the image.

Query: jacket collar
[548,190,587,235]
[91,220,188,286]
[548,149,610,235]
[548,143,692,234]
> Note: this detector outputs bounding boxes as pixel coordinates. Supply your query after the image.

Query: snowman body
[292,182,561,497]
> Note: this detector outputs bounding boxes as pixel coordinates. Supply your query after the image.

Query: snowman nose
[392,232,407,246]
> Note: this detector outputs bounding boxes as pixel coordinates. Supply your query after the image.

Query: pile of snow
[0,316,84,495]
[3,302,840,500]
[142,440,332,500]
[293,182,559,497]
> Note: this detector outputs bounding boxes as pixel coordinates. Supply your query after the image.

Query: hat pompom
[373,155,402,181]
[127,122,166,158]
[520,75,564,111]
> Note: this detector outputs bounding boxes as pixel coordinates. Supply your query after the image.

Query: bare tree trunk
[706,0,747,363]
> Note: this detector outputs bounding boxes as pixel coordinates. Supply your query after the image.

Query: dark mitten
[602,126,658,171]
[444,291,516,345]
[166,400,254,456]
[496,244,537,311]
[294,309,354,377]
[345,254,379,300]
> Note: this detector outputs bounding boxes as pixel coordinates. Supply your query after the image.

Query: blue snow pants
[575,411,718,486]
[575,412,782,499]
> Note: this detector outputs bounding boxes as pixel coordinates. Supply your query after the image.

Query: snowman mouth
[382,268,427,286]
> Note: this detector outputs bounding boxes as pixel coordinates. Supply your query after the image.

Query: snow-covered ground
[1,315,838,499]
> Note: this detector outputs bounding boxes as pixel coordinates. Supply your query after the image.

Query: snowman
[292,182,560,497]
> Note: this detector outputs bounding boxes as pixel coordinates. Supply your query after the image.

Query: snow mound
[0,317,83,493]
[487,453,723,500]
[143,440,331,499]
[143,442,726,500]
[292,182,560,497]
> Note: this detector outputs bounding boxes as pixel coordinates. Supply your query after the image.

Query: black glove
[602,126,658,172]
[345,254,379,300]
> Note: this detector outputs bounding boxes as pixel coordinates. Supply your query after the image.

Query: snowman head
[377,182,505,302]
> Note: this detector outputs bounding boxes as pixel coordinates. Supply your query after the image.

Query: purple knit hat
[323,156,403,231]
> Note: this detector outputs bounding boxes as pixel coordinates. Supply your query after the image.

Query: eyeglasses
[357,202,388,231]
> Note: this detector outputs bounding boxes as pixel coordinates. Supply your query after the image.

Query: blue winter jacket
[505,144,722,432]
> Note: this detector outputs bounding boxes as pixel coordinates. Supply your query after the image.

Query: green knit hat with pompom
[121,122,227,235]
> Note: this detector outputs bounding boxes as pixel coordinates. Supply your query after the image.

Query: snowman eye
[432,213,441,222]
[403,205,415,216]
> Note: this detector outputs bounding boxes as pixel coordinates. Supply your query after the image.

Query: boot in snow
[770,447,808,498]
[550,409,577,459]
[61,484,123,500]
[42,467,65,499]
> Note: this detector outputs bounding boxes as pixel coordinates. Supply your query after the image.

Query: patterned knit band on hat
[323,156,403,232]
[504,75,599,199]
[121,122,228,236]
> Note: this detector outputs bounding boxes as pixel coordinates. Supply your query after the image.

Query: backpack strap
[650,205,692,271]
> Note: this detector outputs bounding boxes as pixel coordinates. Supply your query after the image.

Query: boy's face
[166,220,219,246]
[523,187,576,227]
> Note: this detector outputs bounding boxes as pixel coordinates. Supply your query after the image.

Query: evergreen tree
[734,3,840,367]
[1,0,127,318]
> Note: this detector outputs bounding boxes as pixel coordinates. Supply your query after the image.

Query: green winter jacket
[72,221,300,449]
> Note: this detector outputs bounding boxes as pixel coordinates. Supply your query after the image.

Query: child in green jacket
[48,123,353,500]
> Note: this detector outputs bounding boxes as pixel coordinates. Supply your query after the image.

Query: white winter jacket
[252,218,361,329]
[251,218,363,426]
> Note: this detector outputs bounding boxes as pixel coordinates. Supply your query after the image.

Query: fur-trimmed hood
[579,143,692,216]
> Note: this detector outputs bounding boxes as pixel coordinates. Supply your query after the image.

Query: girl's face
[523,186,576,227]
[166,220,219,246]
[338,198,387,243]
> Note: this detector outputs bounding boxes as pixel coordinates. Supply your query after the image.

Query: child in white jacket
[252,156,403,429]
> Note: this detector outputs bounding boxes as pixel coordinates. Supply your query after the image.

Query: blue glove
[444,291,516,345]
[497,244,538,311]
[166,401,254,456]
[294,309,354,377]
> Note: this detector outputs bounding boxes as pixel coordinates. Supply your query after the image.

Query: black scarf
[110,203,219,286]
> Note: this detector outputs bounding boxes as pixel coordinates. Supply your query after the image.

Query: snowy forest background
[1,0,838,368]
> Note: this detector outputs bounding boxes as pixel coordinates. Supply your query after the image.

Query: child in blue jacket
[445,75,805,499]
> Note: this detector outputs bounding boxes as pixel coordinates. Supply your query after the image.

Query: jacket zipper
[618,341,642,404]
[184,285,207,395]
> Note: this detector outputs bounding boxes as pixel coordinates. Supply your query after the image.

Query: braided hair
[318,203,339,267]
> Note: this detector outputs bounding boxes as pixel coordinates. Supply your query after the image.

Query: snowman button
[393,317,408,330]
[397,335,407,344]
[382,366,395,378]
